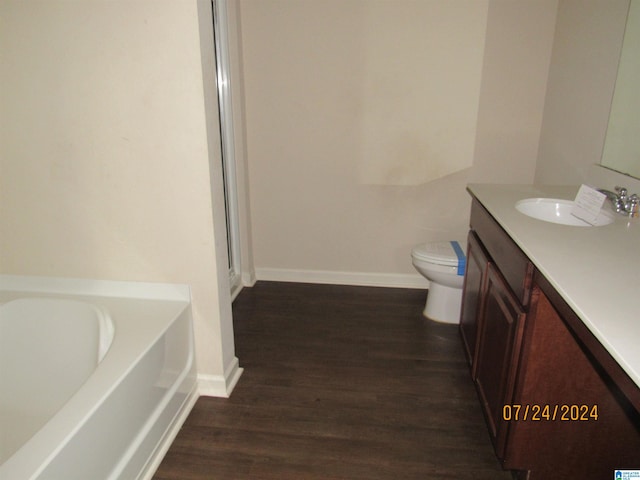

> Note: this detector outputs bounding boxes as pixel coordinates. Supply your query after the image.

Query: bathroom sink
[515,198,614,226]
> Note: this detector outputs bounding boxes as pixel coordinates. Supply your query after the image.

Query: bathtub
[0,275,197,480]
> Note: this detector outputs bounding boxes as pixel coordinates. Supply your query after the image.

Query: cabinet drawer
[470,199,533,306]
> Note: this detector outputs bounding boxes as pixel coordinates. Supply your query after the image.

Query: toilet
[411,240,466,324]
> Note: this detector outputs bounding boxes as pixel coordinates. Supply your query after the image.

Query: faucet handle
[615,186,628,198]
[628,194,639,218]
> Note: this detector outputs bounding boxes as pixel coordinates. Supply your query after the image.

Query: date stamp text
[502,404,599,421]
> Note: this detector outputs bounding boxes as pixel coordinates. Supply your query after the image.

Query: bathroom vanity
[461,184,640,479]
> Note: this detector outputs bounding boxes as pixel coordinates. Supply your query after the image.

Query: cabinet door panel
[474,264,526,459]
[459,231,489,372]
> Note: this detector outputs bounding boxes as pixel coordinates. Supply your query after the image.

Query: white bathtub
[0,276,198,480]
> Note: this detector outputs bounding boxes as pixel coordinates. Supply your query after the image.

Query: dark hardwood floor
[153,282,511,480]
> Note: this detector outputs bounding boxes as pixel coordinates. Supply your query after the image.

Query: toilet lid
[412,241,465,268]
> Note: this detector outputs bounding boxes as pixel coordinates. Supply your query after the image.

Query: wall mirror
[601,0,640,179]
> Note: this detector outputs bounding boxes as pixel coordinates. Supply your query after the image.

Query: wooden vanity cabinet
[462,196,640,479]
[462,199,533,458]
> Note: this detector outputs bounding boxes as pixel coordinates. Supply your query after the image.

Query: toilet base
[423,282,462,324]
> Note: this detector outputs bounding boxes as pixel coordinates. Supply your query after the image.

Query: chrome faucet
[597,186,639,217]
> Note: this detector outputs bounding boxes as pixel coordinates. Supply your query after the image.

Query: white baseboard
[254,268,429,289]
[197,357,244,398]
[242,270,256,287]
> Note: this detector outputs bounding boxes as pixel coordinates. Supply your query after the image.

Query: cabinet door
[474,264,526,459]
[459,231,489,372]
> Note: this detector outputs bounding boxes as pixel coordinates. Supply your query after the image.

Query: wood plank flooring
[153,282,512,480]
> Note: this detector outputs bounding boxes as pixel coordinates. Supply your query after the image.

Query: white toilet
[411,240,466,324]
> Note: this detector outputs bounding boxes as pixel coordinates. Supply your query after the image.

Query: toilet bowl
[411,240,466,324]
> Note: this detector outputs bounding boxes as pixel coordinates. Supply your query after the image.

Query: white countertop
[467,184,640,389]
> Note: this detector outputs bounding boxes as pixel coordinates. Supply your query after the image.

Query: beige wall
[238,0,559,284]
[471,0,558,184]
[2,0,633,396]
[0,0,237,393]
[534,0,630,185]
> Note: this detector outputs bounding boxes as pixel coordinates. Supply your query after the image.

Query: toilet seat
[411,241,461,267]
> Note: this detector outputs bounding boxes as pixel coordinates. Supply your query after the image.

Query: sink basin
[515,198,614,226]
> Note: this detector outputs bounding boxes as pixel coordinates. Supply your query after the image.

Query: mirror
[601,0,640,178]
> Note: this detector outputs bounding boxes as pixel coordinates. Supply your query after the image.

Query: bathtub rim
[0,274,191,302]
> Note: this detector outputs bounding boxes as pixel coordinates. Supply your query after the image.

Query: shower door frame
[212,0,242,297]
